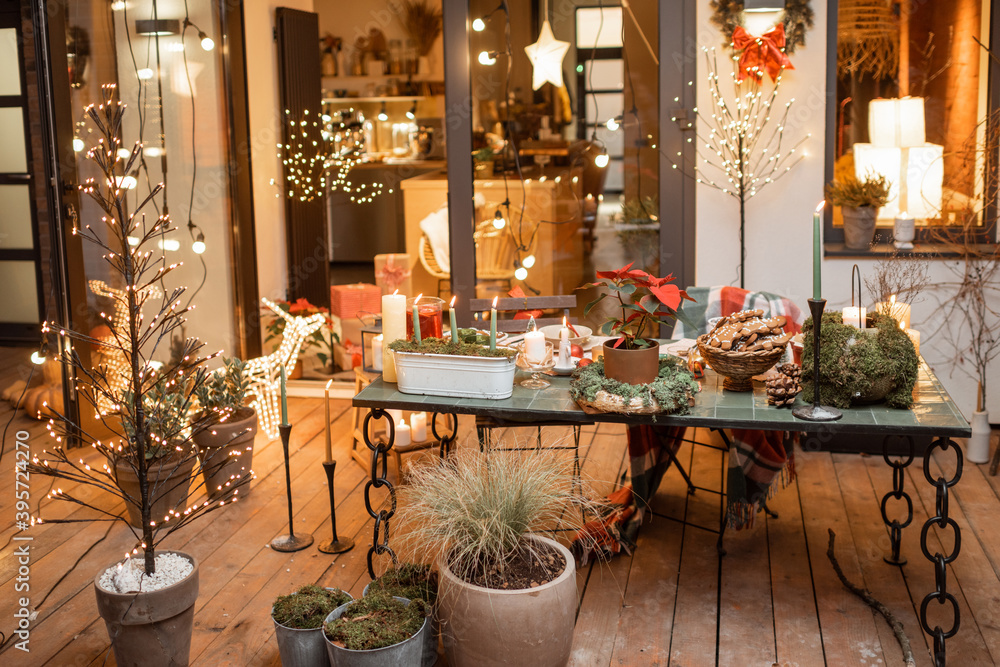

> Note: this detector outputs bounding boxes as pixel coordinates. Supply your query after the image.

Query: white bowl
[539,324,592,346]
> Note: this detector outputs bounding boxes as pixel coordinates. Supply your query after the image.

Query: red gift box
[330,283,381,320]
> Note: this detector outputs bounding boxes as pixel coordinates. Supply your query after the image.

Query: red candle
[406,299,443,339]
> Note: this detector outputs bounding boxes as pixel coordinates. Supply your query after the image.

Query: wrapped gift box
[330,283,381,320]
[374,253,412,296]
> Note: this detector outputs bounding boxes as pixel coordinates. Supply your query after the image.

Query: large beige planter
[437,535,576,667]
[193,408,257,501]
[115,454,195,529]
[841,206,879,249]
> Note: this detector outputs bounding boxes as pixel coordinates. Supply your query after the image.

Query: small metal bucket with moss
[271,584,353,667]
[323,594,429,667]
[363,564,438,666]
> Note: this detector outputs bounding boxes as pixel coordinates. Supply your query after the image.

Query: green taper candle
[280,364,288,425]
[813,200,824,300]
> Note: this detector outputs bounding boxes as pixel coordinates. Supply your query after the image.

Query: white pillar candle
[875,295,911,330]
[842,306,867,329]
[906,328,920,355]
[410,412,427,442]
[371,334,383,371]
[394,419,411,447]
[558,317,571,366]
[524,329,546,362]
[382,291,407,382]
[387,409,403,426]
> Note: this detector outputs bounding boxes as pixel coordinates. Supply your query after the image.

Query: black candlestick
[270,423,314,552]
[793,298,843,422]
[318,460,354,554]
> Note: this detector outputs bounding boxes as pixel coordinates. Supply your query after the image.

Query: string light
[522,254,536,268]
[594,148,610,168]
[137,68,154,80]
[478,51,498,66]
[191,232,206,254]
[247,298,326,439]
[377,103,389,122]
[606,116,621,131]
[492,209,506,229]
[406,103,416,120]
[514,267,528,281]
[472,18,486,31]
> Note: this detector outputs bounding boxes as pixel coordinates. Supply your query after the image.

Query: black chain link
[920,438,963,666]
[880,435,915,565]
[432,412,458,459]
[363,409,398,578]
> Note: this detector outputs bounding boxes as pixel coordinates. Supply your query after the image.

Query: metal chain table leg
[432,412,458,459]
[362,408,398,579]
[919,438,963,667]
[880,435,915,565]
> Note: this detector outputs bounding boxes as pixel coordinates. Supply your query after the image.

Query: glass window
[834,0,994,229]
[575,7,623,49]
[0,185,34,249]
[0,28,20,95]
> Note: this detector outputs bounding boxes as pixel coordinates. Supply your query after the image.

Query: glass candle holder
[406,296,444,340]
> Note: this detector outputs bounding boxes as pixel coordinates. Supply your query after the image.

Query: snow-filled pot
[437,534,577,667]
[193,407,258,501]
[272,587,353,667]
[323,596,429,667]
[393,350,517,399]
[94,551,199,667]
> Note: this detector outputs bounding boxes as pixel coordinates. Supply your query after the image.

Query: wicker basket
[696,334,786,392]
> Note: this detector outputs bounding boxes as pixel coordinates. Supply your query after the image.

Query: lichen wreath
[709,0,814,54]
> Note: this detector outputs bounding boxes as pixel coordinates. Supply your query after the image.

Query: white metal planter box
[393,350,517,399]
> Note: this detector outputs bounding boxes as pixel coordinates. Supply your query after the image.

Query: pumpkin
[21,385,63,420]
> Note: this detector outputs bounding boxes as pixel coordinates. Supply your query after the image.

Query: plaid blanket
[673,286,804,337]
[574,286,800,561]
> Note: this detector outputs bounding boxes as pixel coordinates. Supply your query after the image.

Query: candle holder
[793,298,843,422]
[270,423,315,552]
[318,460,355,554]
[516,341,555,388]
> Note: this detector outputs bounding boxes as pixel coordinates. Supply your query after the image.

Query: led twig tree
[672,32,809,288]
[27,85,252,576]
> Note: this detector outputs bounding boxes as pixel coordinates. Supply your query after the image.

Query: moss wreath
[800,311,918,410]
[709,0,814,54]
[570,356,699,416]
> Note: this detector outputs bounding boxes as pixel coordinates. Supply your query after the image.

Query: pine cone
[767,363,803,407]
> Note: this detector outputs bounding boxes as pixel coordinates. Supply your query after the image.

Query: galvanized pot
[362,583,438,666]
[323,597,427,667]
[272,589,353,667]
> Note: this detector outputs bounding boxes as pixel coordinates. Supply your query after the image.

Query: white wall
[244,0,315,305]
[694,0,997,419]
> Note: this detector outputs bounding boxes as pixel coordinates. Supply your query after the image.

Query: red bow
[375,256,411,293]
[732,23,794,83]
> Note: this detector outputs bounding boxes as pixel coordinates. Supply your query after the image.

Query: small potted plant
[193,357,258,500]
[323,593,429,666]
[472,146,495,178]
[826,172,891,249]
[272,584,353,667]
[581,262,692,385]
[398,450,597,667]
[388,337,518,399]
[364,564,438,666]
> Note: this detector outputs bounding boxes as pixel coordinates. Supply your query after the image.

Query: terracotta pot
[94,550,199,667]
[602,339,660,385]
[193,408,257,501]
[841,206,879,250]
[115,454,195,529]
[438,535,576,667]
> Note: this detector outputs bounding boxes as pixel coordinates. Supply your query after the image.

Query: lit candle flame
[492,296,498,308]
[815,200,825,213]
[325,379,332,390]
[450,295,457,308]
[890,294,896,306]
[414,293,422,304]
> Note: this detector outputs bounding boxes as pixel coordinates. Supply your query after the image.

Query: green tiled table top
[354,356,971,438]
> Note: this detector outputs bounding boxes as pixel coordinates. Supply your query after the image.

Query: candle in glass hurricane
[372,334,383,371]
[406,296,443,340]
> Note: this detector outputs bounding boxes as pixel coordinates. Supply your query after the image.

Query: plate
[539,324,592,346]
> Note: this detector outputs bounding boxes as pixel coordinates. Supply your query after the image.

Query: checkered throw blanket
[673,286,805,337]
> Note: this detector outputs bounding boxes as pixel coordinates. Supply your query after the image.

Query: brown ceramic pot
[602,339,660,385]
[438,535,576,667]
[94,550,199,667]
[115,453,195,529]
[192,408,257,501]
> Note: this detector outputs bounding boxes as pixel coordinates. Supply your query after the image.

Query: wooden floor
[1,348,999,666]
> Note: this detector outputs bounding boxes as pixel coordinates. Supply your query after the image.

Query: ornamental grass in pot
[581,262,693,385]
[323,593,429,666]
[398,449,598,667]
[193,357,258,500]
[272,584,352,667]
[26,87,252,667]
[826,172,891,250]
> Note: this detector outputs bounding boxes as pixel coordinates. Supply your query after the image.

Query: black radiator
[276,7,329,307]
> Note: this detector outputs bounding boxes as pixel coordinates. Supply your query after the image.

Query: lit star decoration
[246,298,326,439]
[523,20,570,91]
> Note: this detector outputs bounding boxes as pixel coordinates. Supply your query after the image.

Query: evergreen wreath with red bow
[709,0,814,55]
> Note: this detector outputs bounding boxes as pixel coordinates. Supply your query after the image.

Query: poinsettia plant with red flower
[581,263,694,349]
[264,298,340,371]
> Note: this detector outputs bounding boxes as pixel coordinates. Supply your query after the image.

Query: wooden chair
[418,233,450,297]
[469,295,592,515]
[473,220,518,288]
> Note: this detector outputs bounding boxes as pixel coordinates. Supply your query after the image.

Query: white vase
[967,410,991,464]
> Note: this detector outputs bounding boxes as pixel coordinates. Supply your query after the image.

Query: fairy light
[246,298,327,439]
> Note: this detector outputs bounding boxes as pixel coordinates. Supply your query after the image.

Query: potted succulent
[323,593,429,666]
[398,450,596,667]
[194,357,258,500]
[826,172,891,249]
[581,262,693,385]
[27,87,252,667]
[272,584,353,667]
[388,338,518,399]
[364,564,439,666]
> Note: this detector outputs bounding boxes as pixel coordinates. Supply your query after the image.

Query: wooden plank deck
[0,347,998,666]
